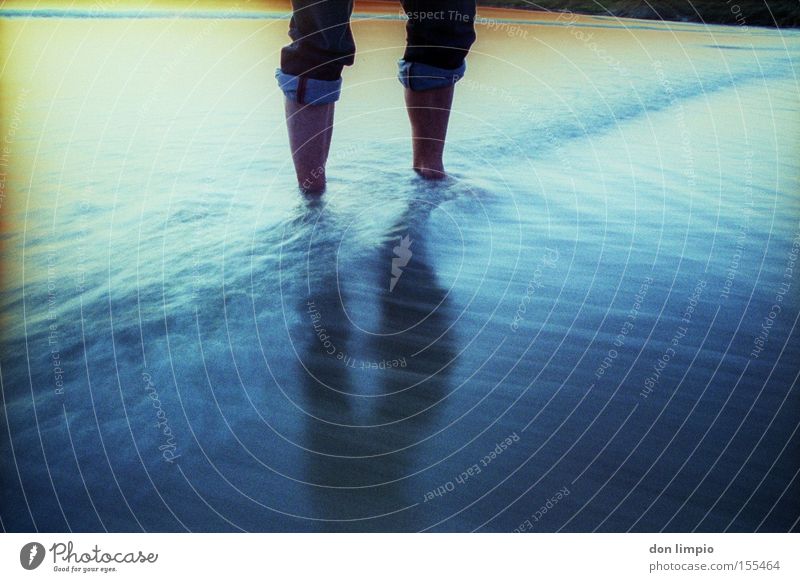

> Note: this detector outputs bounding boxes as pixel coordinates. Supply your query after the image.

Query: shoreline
[0,0,797,29]
[0,8,796,32]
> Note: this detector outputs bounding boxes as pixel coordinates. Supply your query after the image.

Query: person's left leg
[398,1,477,179]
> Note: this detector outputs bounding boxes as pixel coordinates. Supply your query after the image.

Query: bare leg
[285,98,335,193]
[404,85,454,180]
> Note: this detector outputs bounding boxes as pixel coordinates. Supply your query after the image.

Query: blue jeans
[276,0,477,105]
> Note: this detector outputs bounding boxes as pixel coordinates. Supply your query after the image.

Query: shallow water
[1,6,799,532]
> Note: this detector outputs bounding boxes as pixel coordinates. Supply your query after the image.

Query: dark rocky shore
[481,1,800,28]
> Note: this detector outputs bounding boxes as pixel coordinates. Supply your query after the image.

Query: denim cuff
[275,69,342,105]
[397,59,467,91]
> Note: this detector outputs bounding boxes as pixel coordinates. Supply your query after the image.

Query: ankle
[412,152,445,179]
[299,165,326,193]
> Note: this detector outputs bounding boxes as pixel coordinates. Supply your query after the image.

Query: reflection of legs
[399,0,476,179]
[277,0,355,193]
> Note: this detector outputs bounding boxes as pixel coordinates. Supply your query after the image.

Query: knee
[403,7,476,69]
[397,59,466,92]
[280,3,356,81]
[399,5,476,91]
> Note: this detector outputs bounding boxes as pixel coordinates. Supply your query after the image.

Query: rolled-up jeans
[276,0,477,105]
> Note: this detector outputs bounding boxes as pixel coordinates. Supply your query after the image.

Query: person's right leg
[276,0,355,193]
